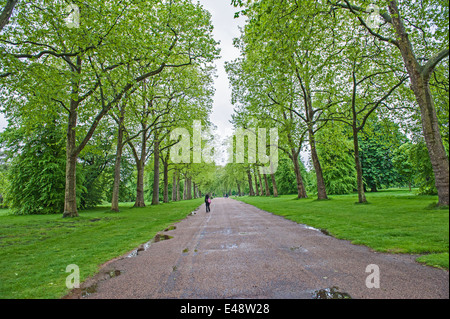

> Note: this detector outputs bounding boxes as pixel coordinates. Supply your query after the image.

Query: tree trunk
[172,170,177,201]
[411,78,449,205]
[254,171,260,196]
[263,174,270,196]
[301,81,327,201]
[186,177,192,200]
[152,138,160,206]
[350,68,367,204]
[237,181,241,196]
[134,160,145,207]
[257,170,264,196]
[63,57,82,218]
[111,106,125,212]
[247,169,255,196]
[193,182,197,199]
[0,0,19,32]
[163,157,169,204]
[291,150,307,199]
[176,172,181,201]
[63,153,78,217]
[308,127,328,200]
[388,1,449,206]
[353,128,367,203]
[134,120,148,207]
[270,173,278,197]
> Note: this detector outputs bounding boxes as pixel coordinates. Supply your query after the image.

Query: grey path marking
[78,198,448,299]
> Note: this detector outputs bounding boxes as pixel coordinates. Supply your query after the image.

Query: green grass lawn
[236,189,449,270]
[0,199,203,299]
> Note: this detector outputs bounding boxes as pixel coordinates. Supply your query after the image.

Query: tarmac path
[72,198,448,299]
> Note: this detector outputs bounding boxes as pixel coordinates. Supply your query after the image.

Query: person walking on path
[205,193,211,213]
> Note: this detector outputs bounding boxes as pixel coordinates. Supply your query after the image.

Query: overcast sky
[198,0,246,138]
[0,104,5,130]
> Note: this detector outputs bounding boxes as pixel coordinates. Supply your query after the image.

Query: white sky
[198,0,245,138]
[0,107,5,130]
[197,0,246,165]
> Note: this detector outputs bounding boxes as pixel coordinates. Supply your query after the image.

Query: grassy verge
[0,199,203,299]
[236,189,449,270]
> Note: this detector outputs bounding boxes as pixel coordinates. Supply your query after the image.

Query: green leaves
[0,0,220,214]
[225,0,448,199]
[1,121,66,215]
[1,0,219,131]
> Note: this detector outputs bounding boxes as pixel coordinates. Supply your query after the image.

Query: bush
[2,123,66,215]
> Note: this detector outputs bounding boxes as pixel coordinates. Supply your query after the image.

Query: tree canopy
[0,0,448,215]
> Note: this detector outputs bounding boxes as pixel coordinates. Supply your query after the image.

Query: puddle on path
[303,225,331,236]
[289,246,308,253]
[312,286,352,299]
[127,233,174,258]
[81,284,98,297]
[221,244,238,250]
[109,270,121,278]
[66,224,178,298]
[78,268,122,298]
[154,233,173,242]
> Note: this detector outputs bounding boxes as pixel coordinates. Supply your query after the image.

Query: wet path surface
[75,198,448,299]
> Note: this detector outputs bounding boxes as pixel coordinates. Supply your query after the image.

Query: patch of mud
[154,233,173,242]
[303,225,331,236]
[126,233,174,258]
[62,267,122,299]
[109,270,121,278]
[312,286,352,299]
[188,207,202,216]
[63,226,175,299]
[289,246,308,253]
[81,284,98,297]
[127,240,152,258]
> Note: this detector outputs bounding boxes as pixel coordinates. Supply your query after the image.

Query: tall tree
[110,100,128,212]
[328,28,407,202]
[330,0,449,205]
